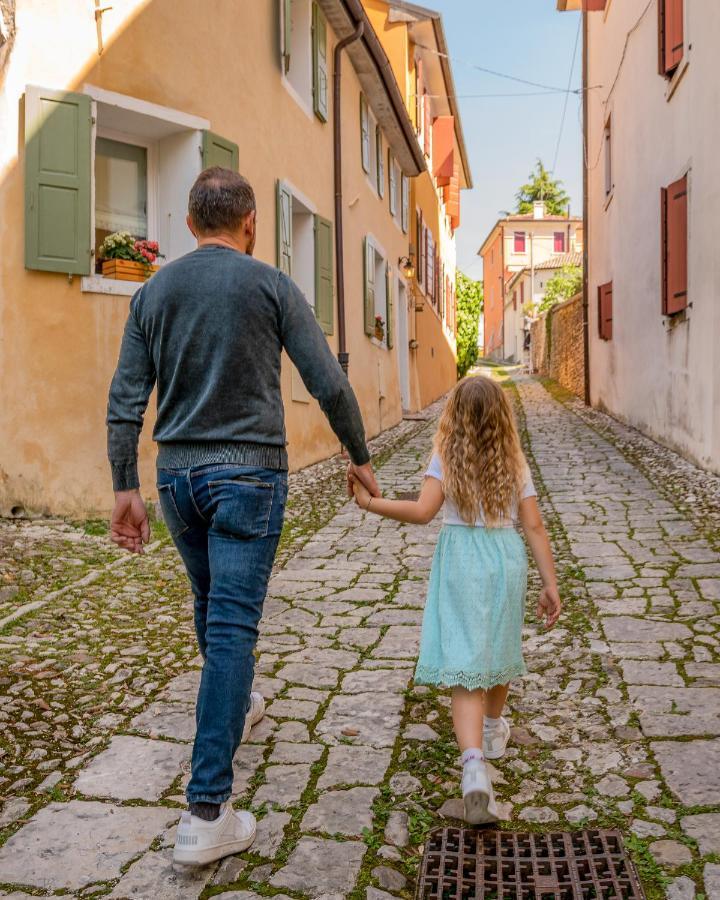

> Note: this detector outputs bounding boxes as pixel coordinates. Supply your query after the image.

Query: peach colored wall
[0,0,413,515]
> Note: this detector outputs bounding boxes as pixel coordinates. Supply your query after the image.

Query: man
[107,167,379,865]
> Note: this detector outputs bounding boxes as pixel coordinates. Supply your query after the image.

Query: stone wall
[530,293,585,397]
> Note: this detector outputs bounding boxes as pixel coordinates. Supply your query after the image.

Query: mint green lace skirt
[414,525,528,691]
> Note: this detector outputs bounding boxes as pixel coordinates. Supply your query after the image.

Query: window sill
[81,275,143,296]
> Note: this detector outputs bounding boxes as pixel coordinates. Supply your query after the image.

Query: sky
[427,0,583,279]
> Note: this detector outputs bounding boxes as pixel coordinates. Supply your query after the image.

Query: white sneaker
[462,759,499,825]
[241,691,265,743]
[173,804,256,865]
[483,717,511,759]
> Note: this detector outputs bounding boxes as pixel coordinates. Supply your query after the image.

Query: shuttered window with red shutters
[514,231,526,253]
[598,281,613,340]
[554,232,566,253]
[661,175,688,315]
[659,0,684,76]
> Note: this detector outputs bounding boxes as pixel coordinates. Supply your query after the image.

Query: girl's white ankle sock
[484,715,501,730]
[461,748,484,765]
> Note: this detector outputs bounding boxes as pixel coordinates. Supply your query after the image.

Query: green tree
[515,159,570,216]
[537,265,582,314]
[456,272,483,378]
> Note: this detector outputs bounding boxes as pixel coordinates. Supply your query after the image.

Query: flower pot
[374,326,385,341]
[102,259,158,282]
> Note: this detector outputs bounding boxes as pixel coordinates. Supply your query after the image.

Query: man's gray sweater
[107,244,370,492]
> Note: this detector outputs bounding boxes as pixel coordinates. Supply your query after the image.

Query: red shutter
[554,232,565,253]
[514,231,526,253]
[662,175,688,315]
[513,290,517,311]
[432,116,454,184]
[598,282,613,340]
[659,0,684,75]
[520,281,524,305]
[583,0,607,9]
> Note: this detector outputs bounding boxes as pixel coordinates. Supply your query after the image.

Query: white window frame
[366,233,388,348]
[80,86,209,296]
[281,0,315,120]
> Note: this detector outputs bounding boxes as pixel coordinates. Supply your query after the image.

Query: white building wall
[587,1,720,472]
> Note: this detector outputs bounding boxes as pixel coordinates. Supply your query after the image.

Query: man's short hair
[188,167,256,234]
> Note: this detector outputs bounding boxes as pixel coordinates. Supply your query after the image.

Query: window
[415,58,424,144]
[554,231,566,253]
[388,151,398,218]
[514,231,526,253]
[94,137,148,264]
[423,93,432,158]
[363,236,389,346]
[598,281,613,340]
[281,0,316,111]
[401,174,409,233]
[661,174,688,315]
[24,85,229,288]
[520,280,525,306]
[513,290,517,312]
[360,94,370,173]
[604,116,613,198]
[425,227,435,302]
[659,0,684,77]
[276,180,334,333]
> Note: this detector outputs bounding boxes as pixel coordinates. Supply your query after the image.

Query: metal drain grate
[415,827,646,899]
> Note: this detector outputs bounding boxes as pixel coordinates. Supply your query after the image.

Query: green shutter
[363,236,375,335]
[360,95,370,173]
[312,2,328,122]
[376,127,385,197]
[385,263,394,349]
[202,131,239,171]
[389,151,397,216]
[276,180,293,275]
[314,214,333,334]
[282,0,292,73]
[25,86,91,275]
[401,174,409,233]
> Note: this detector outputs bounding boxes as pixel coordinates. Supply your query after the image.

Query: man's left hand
[111,489,150,554]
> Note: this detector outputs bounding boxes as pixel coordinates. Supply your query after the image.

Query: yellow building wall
[0,0,409,516]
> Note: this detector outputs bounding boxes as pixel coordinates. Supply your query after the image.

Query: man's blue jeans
[156,463,288,804]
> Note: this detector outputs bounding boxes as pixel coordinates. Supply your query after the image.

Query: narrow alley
[0,371,718,899]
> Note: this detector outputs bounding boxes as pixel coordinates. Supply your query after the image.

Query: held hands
[350,475,373,510]
[536,585,562,630]
[345,460,381,500]
[110,490,150,554]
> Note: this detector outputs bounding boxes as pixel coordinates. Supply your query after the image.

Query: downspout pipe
[333,20,364,374]
[582,7,591,405]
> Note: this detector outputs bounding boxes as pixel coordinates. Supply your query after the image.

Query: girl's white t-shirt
[425,453,537,527]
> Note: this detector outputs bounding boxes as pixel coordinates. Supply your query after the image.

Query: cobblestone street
[1,372,719,899]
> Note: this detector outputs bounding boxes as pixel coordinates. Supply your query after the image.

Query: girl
[351,376,561,824]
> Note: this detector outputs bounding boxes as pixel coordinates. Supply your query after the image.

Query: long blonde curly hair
[434,376,526,526]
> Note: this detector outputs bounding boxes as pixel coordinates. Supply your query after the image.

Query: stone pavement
[0,373,719,899]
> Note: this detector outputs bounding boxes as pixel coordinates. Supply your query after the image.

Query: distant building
[478,202,582,360]
[505,251,583,363]
[558,0,720,472]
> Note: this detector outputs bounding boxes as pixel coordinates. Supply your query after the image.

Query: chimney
[533,201,546,220]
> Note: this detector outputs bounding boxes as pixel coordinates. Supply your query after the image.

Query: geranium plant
[99,232,162,268]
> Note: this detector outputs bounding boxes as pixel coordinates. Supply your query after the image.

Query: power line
[551,17,581,174]
[413,40,583,95]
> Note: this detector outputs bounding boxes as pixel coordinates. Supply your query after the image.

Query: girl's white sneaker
[483,717,511,759]
[461,759,499,825]
[173,805,256,865]
[241,691,265,743]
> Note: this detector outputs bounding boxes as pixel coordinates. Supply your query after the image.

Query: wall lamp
[399,255,415,280]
